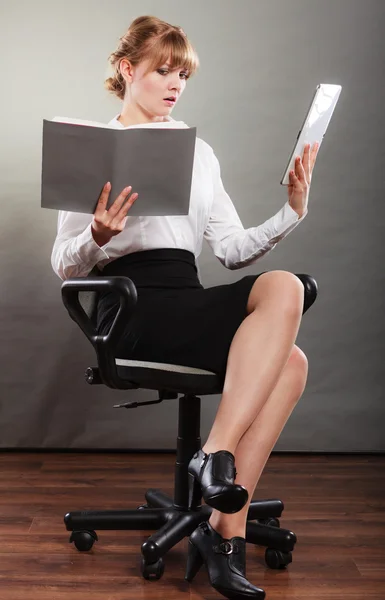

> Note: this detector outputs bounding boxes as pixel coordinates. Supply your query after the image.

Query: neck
[117,104,169,127]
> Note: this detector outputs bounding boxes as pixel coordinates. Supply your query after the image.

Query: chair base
[64,395,297,579]
[64,488,297,579]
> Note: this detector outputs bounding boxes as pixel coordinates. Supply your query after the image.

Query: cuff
[75,222,111,263]
[271,201,308,241]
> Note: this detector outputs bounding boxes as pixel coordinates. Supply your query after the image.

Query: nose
[169,74,183,94]
[169,85,181,97]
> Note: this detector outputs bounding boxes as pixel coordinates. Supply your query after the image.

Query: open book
[41,116,197,216]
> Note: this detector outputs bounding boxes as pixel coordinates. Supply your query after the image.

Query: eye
[157,68,189,80]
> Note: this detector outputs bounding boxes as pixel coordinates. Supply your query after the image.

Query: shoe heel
[185,540,204,582]
[188,472,202,509]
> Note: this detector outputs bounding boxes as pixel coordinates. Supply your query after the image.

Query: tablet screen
[280,83,342,185]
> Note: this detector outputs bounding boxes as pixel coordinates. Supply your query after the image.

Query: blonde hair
[104,15,200,100]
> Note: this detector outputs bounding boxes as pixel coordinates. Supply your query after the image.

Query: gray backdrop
[1,0,384,451]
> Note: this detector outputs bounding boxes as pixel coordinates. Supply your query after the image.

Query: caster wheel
[137,504,150,510]
[140,557,165,580]
[265,548,292,569]
[258,517,280,528]
[69,530,98,552]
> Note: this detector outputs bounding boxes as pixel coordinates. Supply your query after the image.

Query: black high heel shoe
[185,520,265,600]
[188,448,248,513]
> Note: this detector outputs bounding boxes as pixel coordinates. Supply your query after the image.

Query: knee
[288,345,309,380]
[247,270,311,316]
[256,270,305,315]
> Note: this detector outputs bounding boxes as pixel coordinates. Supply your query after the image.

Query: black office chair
[61,269,317,580]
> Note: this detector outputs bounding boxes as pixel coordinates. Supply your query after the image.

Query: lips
[164,96,176,102]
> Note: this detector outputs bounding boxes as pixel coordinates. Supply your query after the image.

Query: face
[120,56,189,118]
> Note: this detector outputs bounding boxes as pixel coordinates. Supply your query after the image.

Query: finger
[310,142,319,171]
[291,169,305,193]
[289,169,300,187]
[95,182,111,215]
[302,143,311,172]
[108,186,133,217]
[116,191,138,221]
[295,156,307,184]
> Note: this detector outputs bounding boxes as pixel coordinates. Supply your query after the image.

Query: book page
[51,116,111,129]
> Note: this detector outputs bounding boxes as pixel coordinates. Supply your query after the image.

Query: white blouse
[51,113,307,280]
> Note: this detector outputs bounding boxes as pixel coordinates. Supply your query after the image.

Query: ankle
[202,443,237,456]
[208,516,246,540]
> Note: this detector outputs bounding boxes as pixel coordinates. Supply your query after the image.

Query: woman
[51,14,319,600]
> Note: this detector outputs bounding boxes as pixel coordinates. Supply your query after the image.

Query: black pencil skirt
[96,248,268,378]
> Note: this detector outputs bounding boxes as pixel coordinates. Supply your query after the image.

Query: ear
[119,58,135,83]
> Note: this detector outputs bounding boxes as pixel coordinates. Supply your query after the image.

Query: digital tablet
[280,83,342,185]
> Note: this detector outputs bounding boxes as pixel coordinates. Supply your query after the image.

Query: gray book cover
[41,120,197,216]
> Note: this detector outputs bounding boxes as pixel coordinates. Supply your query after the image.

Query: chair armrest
[61,275,137,349]
[61,276,138,390]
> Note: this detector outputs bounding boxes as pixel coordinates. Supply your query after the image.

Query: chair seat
[115,358,223,395]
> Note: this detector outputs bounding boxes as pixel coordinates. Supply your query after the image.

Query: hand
[288,142,320,217]
[91,182,138,247]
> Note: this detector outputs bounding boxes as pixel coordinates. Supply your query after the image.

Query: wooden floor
[0,452,384,600]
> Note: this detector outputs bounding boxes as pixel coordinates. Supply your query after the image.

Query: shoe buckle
[214,541,238,555]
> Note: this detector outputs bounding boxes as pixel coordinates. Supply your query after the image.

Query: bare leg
[208,345,308,538]
[202,271,305,456]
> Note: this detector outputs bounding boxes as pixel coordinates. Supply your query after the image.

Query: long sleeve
[203,149,307,270]
[51,211,111,280]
